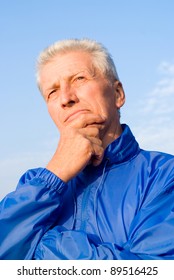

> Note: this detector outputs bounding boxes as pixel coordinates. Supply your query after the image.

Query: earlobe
[114,81,125,109]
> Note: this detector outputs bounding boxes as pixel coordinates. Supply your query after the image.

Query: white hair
[36,38,119,90]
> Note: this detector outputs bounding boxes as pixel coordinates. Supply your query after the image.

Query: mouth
[65,109,90,123]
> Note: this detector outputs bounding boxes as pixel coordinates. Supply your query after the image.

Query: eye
[78,76,84,80]
[73,76,86,86]
[47,89,57,100]
[75,76,85,81]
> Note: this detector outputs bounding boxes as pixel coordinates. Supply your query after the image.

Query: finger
[67,113,106,129]
[79,127,100,138]
[86,136,103,146]
[91,144,104,166]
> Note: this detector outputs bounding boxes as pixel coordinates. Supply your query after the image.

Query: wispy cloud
[158,61,174,75]
[134,61,174,154]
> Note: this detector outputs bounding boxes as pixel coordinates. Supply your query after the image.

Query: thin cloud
[134,61,174,154]
[158,61,174,75]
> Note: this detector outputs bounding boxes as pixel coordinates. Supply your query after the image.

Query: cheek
[81,85,107,109]
[95,93,116,114]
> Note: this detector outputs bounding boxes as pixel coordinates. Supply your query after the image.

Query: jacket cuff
[35,168,67,193]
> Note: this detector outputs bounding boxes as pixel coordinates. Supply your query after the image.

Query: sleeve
[34,226,141,260]
[125,175,174,260]
[0,168,67,260]
[34,175,174,260]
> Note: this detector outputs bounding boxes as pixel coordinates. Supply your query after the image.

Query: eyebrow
[42,66,97,98]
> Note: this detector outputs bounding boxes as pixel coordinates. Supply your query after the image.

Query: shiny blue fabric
[0,124,174,259]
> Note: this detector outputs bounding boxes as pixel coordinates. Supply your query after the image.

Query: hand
[46,113,105,182]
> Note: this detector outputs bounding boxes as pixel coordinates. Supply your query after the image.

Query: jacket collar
[104,124,140,165]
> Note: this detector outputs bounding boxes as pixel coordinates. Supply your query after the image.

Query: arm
[0,114,104,260]
[126,176,174,260]
[0,168,67,260]
[34,227,141,260]
[34,176,174,260]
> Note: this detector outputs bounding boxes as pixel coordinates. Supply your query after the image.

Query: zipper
[79,181,92,231]
[80,158,110,233]
[94,158,110,241]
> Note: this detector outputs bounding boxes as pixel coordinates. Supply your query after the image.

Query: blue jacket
[0,124,174,260]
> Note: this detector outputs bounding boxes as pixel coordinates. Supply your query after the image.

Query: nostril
[62,100,76,108]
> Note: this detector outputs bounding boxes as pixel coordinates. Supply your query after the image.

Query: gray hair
[36,38,119,90]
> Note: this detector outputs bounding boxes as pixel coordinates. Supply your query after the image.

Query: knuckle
[98,138,102,145]
[78,114,88,126]
[93,128,100,137]
[84,138,92,150]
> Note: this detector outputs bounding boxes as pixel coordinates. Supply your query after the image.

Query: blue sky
[0,0,174,199]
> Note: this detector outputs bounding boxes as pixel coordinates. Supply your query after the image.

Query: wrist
[46,161,71,183]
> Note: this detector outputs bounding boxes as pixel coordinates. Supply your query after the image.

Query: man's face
[39,51,125,145]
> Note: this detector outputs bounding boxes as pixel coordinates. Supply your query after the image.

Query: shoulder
[137,149,174,197]
[138,149,174,169]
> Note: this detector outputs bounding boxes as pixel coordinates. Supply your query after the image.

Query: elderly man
[0,39,174,260]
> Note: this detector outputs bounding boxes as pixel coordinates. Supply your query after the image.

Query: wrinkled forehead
[39,51,97,91]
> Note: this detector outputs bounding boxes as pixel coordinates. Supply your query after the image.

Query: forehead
[40,51,95,86]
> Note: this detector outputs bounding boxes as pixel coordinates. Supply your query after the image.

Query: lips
[65,109,90,123]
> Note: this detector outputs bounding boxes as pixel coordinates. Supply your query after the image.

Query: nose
[60,83,79,108]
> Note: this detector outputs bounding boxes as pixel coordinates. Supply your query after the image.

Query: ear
[114,80,125,109]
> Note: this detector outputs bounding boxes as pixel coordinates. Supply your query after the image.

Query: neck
[102,122,122,149]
